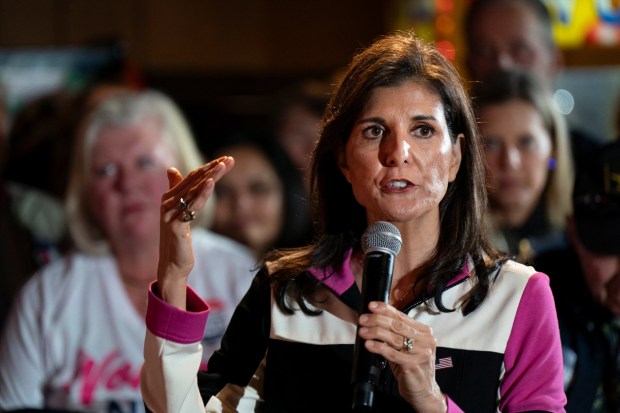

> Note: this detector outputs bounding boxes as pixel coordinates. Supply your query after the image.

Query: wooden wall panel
[0,0,389,74]
[0,0,57,46]
[141,0,271,71]
[57,0,141,49]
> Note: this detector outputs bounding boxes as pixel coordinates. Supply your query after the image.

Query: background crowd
[0,0,618,412]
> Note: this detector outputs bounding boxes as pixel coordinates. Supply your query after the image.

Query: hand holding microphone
[351,221,402,411]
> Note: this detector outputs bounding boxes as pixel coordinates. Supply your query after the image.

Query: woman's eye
[484,137,501,152]
[414,125,434,139]
[138,155,156,170]
[362,125,385,139]
[518,135,536,150]
[249,181,277,197]
[96,163,117,177]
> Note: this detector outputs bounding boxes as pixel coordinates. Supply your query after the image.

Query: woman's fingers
[167,156,233,198]
[167,167,184,189]
[161,156,235,224]
[357,301,433,354]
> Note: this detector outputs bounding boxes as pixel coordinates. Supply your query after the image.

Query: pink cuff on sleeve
[446,395,464,413]
[145,281,210,344]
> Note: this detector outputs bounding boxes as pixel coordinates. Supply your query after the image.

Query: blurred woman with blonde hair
[0,90,256,413]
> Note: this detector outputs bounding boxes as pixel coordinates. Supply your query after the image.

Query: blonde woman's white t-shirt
[0,228,256,413]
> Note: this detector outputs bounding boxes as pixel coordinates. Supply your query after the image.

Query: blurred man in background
[535,140,620,412]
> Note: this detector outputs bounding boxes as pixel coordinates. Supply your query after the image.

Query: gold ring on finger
[181,210,196,222]
[400,336,414,352]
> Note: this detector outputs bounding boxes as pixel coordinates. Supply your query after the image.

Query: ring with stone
[400,336,414,352]
[179,197,188,211]
[181,210,196,222]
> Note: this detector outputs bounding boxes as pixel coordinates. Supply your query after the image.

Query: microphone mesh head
[361,221,402,256]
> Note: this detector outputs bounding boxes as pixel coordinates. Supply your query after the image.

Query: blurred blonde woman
[473,69,574,262]
[0,90,256,413]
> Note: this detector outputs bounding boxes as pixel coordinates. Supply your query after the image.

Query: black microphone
[351,221,402,411]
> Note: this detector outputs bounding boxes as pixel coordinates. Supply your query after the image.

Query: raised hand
[157,156,235,309]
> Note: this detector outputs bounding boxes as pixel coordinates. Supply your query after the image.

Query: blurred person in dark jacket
[0,83,44,337]
[535,140,620,413]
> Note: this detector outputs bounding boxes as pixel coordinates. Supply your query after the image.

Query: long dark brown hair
[265,31,507,316]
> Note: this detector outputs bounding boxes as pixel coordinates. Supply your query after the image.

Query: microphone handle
[351,251,395,410]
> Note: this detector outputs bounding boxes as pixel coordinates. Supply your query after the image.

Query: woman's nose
[383,131,411,166]
[116,168,138,192]
[500,146,521,169]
